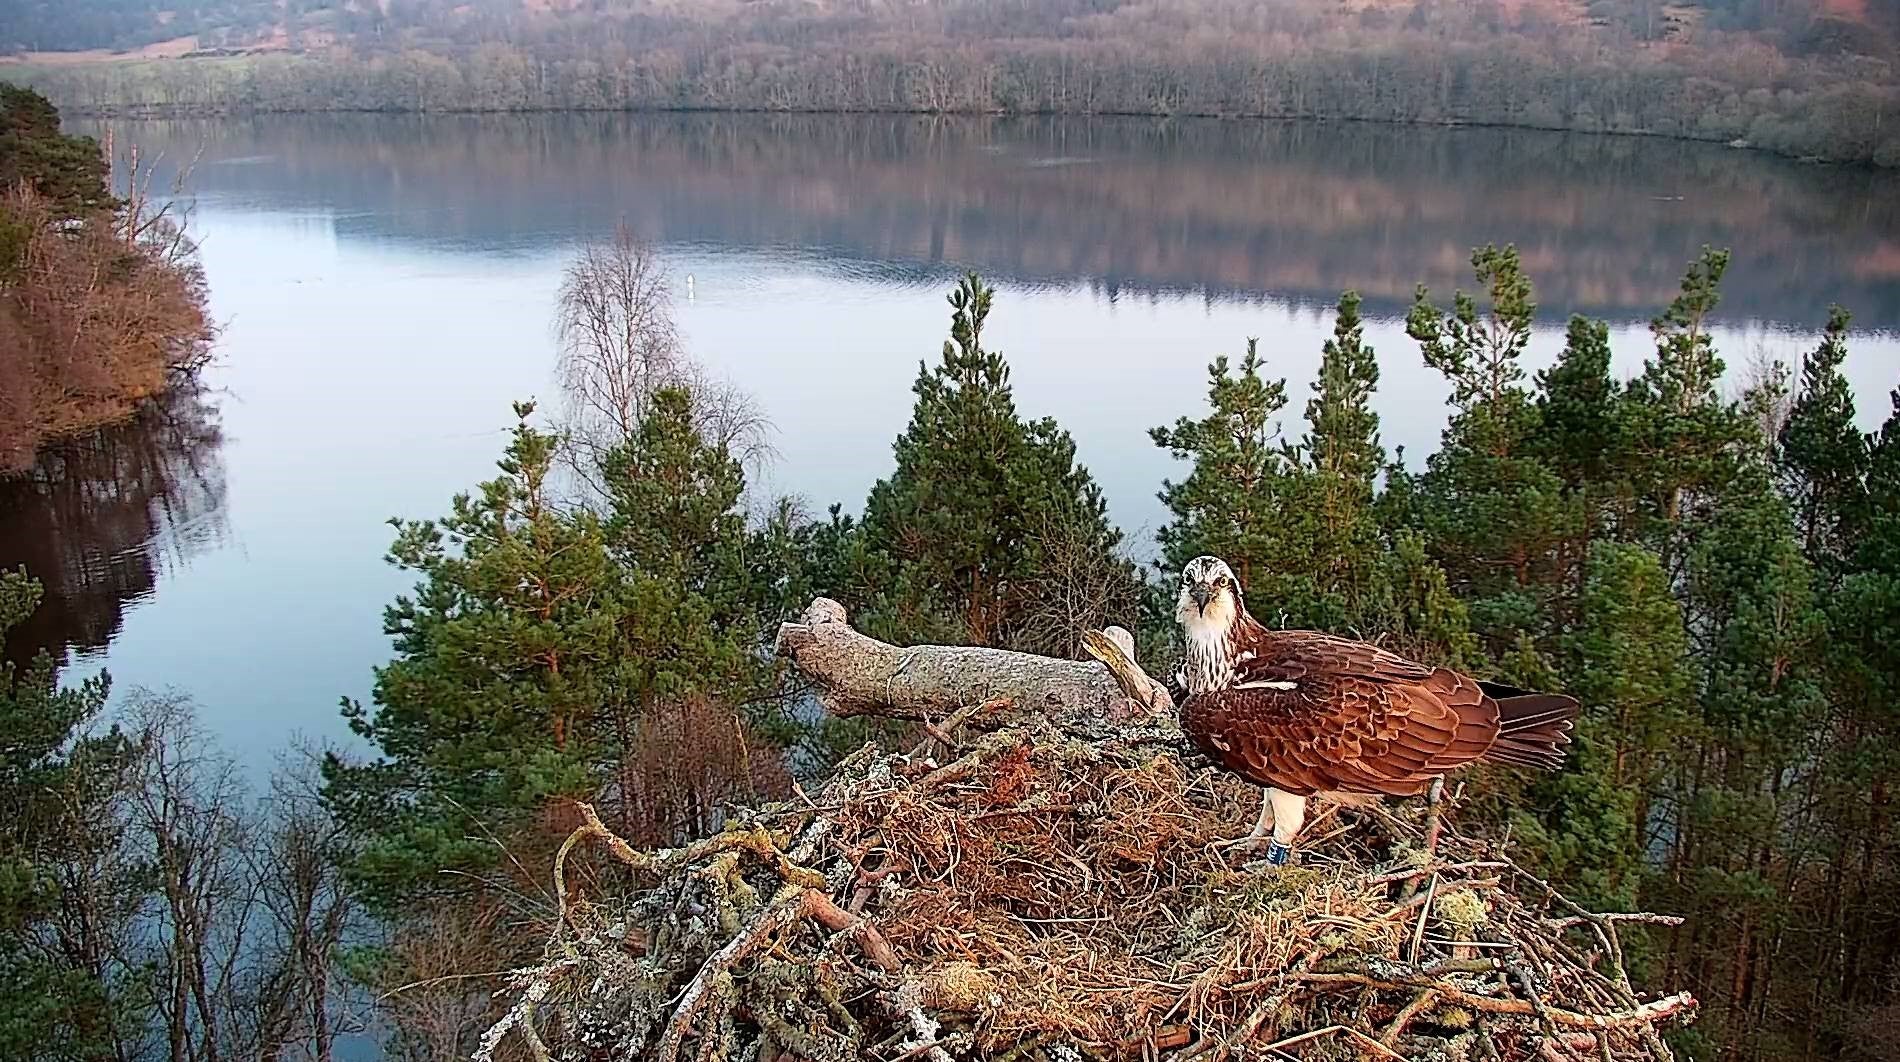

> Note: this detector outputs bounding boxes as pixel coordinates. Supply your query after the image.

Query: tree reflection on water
[0,385,228,675]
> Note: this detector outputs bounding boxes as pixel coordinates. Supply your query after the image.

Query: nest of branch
[486,700,1694,1062]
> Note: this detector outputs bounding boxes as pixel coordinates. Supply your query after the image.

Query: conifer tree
[324,403,623,911]
[1815,390,1900,1036]
[0,570,129,1060]
[1151,337,1293,601]
[1621,247,1752,570]
[1532,315,1625,616]
[1778,305,1868,573]
[859,274,1131,650]
[327,394,795,909]
[1405,245,1565,652]
[1534,315,1621,497]
[1670,488,1827,1047]
[1364,530,1480,668]
[0,86,111,218]
[1522,542,1694,908]
[1407,244,1535,415]
[1283,291,1386,626]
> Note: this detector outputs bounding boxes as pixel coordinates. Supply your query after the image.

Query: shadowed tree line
[7,0,1900,165]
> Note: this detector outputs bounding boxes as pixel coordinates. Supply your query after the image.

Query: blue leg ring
[1265,840,1291,866]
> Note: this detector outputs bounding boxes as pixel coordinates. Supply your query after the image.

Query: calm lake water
[4,113,1898,770]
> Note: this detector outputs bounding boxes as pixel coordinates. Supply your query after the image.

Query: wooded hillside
[5,0,1898,164]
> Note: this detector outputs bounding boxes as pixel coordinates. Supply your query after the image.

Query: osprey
[1172,555,1578,866]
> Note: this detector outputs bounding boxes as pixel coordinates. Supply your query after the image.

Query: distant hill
[4,0,1896,60]
[5,0,1897,164]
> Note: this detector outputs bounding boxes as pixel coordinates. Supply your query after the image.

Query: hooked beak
[1190,583,1211,613]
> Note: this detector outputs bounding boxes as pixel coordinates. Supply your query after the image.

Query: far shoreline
[35,101,1877,171]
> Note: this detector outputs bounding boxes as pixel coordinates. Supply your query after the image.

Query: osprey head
[1176,555,1243,631]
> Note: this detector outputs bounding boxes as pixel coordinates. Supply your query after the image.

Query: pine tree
[1405,245,1566,653]
[599,386,765,693]
[1363,530,1480,668]
[1808,389,1900,1042]
[0,569,130,1061]
[1529,314,1627,622]
[1778,305,1868,573]
[1407,244,1536,416]
[326,394,799,910]
[1672,490,1827,1048]
[1526,542,1694,908]
[1282,291,1386,627]
[0,86,112,219]
[1621,247,1753,570]
[1534,315,1621,496]
[858,274,1132,651]
[603,386,749,593]
[323,403,623,912]
[1151,337,1293,600]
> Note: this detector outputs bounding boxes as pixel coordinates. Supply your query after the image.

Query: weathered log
[773,597,1151,720]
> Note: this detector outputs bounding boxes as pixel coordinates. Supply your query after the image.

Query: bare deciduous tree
[553,224,774,477]
[555,223,685,446]
[30,693,363,1062]
[119,692,259,1062]
[1740,348,1794,462]
[245,750,362,1062]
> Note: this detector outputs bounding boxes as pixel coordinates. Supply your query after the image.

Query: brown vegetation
[618,695,795,850]
[481,602,1696,1060]
[0,176,215,471]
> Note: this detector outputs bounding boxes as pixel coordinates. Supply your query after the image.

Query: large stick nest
[484,697,1694,1062]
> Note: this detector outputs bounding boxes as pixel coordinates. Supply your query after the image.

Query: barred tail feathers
[1478,681,1579,771]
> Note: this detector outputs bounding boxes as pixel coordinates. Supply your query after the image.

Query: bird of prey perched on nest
[1087,555,1578,867]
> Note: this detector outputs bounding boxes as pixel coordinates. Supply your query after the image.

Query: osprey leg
[1210,788,1277,851]
[1265,788,1308,866]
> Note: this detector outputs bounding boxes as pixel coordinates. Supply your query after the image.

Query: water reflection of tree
[0,385,228,673]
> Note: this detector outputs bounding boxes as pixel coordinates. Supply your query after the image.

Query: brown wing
[1181,630,1500,796]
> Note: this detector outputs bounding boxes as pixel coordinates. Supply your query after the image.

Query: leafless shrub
[1,185,217,470]
[610,695,794,849]
[373,903,525,1062]
[1006,514,1145,659]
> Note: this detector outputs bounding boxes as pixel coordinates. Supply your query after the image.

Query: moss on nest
[484,703,1695,1061]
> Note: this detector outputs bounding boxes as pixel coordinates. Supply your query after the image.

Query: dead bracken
[484,694,1694,1061]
